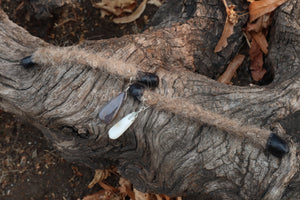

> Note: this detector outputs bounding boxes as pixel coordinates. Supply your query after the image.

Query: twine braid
[143,90,270,148]
[32,46,138,80]
[32,46,271,148]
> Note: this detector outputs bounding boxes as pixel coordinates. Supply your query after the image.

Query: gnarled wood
[0,0,299,199]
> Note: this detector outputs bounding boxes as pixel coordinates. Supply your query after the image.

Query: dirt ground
[0,111,103,199]
[0,1,299,200]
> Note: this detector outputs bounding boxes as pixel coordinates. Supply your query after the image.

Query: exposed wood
[0,0,299,199]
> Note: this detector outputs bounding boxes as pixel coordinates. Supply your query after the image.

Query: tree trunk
[0,0,299,199]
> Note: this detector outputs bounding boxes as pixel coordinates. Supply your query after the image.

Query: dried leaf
[251,68,267,81]
[214,5,238,52]
[133,188,151,200]
[83,190,122,200]
[113,0,147,24]
[218,54,245,84]
[160,194,171,200]
[214,18,234,52]
[72,166,83,176]
[85,180,120,200]
[99,181,119,193]
[88,169,111,188]
[155,194,164,200]
[154,194,172,200]
[246,11,273,55]
[249,0,287,22]
[93,0,136,17]
[251,31,268,54]
[119,177,135,200]
[249,40,266,81]
[82,190,106,200]
[249,40,263,67]
[148,0,162,7]
[247,13,272,32]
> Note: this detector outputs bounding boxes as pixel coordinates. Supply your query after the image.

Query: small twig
[13,2,24,17]
[54,18,77,28]
[238,12,249,17]
[222,0,229,11]
[0,169,22,174]
[243,32,251,48]
[43,150,60,158]
[218,54,245,84]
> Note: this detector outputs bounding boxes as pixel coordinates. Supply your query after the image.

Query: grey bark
[0,0,299,199]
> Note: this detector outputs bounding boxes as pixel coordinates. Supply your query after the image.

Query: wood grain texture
[0,0,299,199]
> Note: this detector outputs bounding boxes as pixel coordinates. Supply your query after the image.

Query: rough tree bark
[0,0,299,199]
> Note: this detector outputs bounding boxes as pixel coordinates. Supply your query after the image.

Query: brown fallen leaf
[83,190,122,200]
[148,0,162,7]
[82,190,107,200]
[245,0,282,82]
[86,168,182,200]
[113,0,147,24]
[251,68,267,82]
[155,194,164,200]
[249,40,266,81]
[251,31,268,54]
[247,13,272,32]
[88,169,111,188]
[214,3,238,52]
[72,166,83,176]
[218,54,245,84]
[249,0,287,22]
[99,181,119,193]
[160,194,171,200]
[93,0,136,17]
[246,12,272,55]
[134,188,151,200]
[155,194,173,200]
[119,177,135,200]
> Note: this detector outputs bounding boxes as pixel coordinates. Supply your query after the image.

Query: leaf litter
[249,0,287,22]
[113,0,147,24]
[216,0,287,83]
[214,0,238,53]
[92,0,163,23]
[84,168,182,200]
